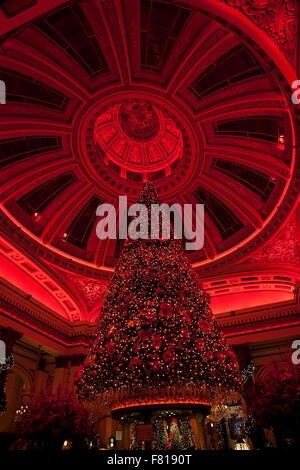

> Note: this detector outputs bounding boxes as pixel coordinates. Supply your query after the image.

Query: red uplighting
[111,399,211,411]
[94,100,183,182]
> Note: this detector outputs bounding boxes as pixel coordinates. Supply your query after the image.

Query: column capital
[0,327,22,355]
[69,354,86,367]
[55,355,70,369]
[232,343,251,370]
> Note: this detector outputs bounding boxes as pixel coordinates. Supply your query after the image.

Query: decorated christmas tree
[77,184,241,408]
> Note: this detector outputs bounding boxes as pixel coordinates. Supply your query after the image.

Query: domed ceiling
[94,100,183,180]
[0,0,299,322]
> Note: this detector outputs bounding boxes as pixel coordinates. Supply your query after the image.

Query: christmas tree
[77,184,241,408]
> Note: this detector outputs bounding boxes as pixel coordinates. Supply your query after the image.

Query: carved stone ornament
[220,0,298,65]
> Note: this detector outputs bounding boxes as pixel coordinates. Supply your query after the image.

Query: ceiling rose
[93,99,185,181]
[118,101,159,141]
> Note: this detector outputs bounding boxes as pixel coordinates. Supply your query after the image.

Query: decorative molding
[1,280,299,350]
[51,266,109,315]
[0,326,22,354]
[218,299,300,336]
[0,0,299,277]
[0,211,112,280]
[221,310,300,336]
[0,291,94,349]
[243,215,300,264]
[0,235,84,321]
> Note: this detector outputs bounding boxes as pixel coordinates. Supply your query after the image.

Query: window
[0,67,69,110]
[188,44,264,100]
[148,169,166,181]
[213,116,283,143]
[211,159,275,202]
[1,0,36,18]
[193,186,243,239]
[127,170,143,182]
[65,195,103,249]
[0,136,62,168]
[17,172,76,215]
[141,0,191,72]
[36,5,108,78]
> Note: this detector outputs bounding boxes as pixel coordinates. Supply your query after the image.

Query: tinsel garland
[87,382,241,410]
[77,183,242,408]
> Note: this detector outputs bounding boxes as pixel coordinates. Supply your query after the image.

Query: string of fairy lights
[77,183,242,406]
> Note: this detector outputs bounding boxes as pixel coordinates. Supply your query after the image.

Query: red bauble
[163,349,174,362]
[198,320,211,330]
[138,329,148,341]
[105,340,115,355]
[141,308,156,322]
[96,346,105,355]
[183,311,192,324]
[159,301,173,319]
[130,356,143,367]
[152,334,161,349]
[207,350,213,360]
[182,328,190,338]
[74,365,83,384]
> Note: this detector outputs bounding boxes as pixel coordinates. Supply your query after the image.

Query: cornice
[0,283,95,350]
[1,279,299,351]
[218,297,300,336]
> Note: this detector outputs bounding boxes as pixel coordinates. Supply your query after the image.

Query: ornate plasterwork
[54,268,108,314]
[0,209,112,280]
[119,101,159,140]
[0,0,298,276]
[220,0,298,65]
[0,296,93,349]
[0,236,83,322]
[1,291,299,350]
[220,308,300,336]
[243,215,300,264]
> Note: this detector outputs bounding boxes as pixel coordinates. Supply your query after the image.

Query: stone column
[194,411,208,449]
[69,354,86,393]
[100,415,113,448]
[32,356,48,397]
[232,343,251,371]
[52,355,70,395]
[122,421,131,450]
[190,417,200,449]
